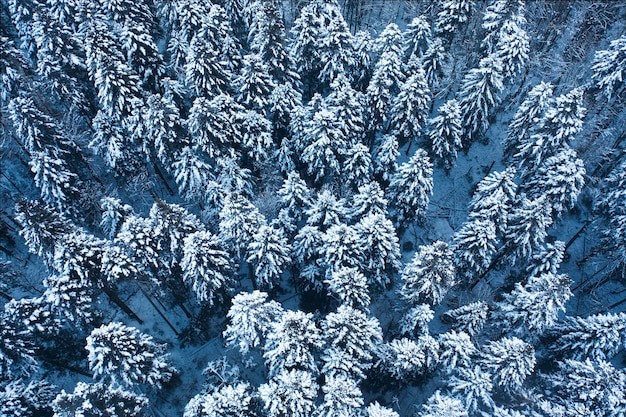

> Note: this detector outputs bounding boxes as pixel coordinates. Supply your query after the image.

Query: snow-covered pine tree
[223,290,284,355]
[354,212,401,290]
[305,189,347,232]
[86,322,176,388]
[366,49,405,134]
[235,53,275,114]
[480,337,535,393]
[496,272,572,337]
[504,195,553,263]
[399,304,434,337]
[289,0,325,93]
[458,55,504,144]
[435,0,474,40]
[301,106,349,183]
[249,2,295,84]
[185,30,231,97]
[515,87,586,179]
[187,94,245,158]
[374,23,404,57]
[293,225,325,292]
[389,65,431,151]
[172,147,214,200]
[347,181,388,223]
[418,390,468,417]
[523,148,586,216]
[53,382,148,417]
[263,309,322,377]
[322,223,363,273]
[551,312,626,361]
[591,35,626,99]
[453,217,498,282]
[481,0,526,53]
[351,30,373,91]
[270,81,302,138]
[386,149,433,231]
[325,267,371,310]
[322,305,383,380]
[367,402,400,417]
[421,38,447,88]
[428,99,463,170]
[373,134,400,183]
[1,379,55,417]
[497,18,530,80]
[438,331,476,374]
[317,1,355,86]
[526,240,565,278]
[503,81,554,161]
[219,193,266,260]
[468,167,517,235]
[342,143,374,190]
[0,310,38,381]
[547,359,626,417]
[400,241,456,306]
[443,301,489,336]
[326,73,366,143]
[448,364,495,413]
[377,336,438,381]
[181,231,234,305]
[404,16,431,60]
[246,225,291,290]
[277,171,312,222]
[258,369,318,417]
[139,93,186,166]
[317,374,364,417]
[184,382,253,417]
[239,109,273,164]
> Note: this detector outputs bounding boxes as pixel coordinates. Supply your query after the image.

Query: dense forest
[2,0,626,416]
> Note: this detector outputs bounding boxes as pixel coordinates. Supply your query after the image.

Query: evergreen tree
[354,213,402,290]
[452,218,498,280]
[366,50,405,134]
[438,330,477,373]
[317,374,363,417]
[377,336,439,381]
[503,81,554,161]
[515,87,586,178]
[386,149,433,230]
[373,134,400,183]
[239,109,273,164]
[443,301,489,336]
[435,0,475,39]
[277,171,312,221]
[172,147,214,200]
[448,365,495,413]
[342,143,373,190]
[235,53,276,113]
[400,241,456,306]
[480,337,535,393]
[181,231,234,305]
[389,66,431,149]
[322,223,363,273]
[497,19,530,80]
[374,23,404,57]
[367,402,400,417]
[86,322,176,388]
[325,267,371,310]
[421,38,447,88]
[523,148,586,216]
[317,1,355,86]
[223,291,284,355]
[326,73,366,144]
[504,196,553,263]
[1,379,55,417]
[347,181,388,223]
[592,35,626,99]
[551,312,626,361]
[468,167,517,235]
[184,382,253,417]
[351,30,373,90]
[526,240,565,279]
[419,391,468,417]
[219,193,266,260]
[259,369,318,417]
[247,225,291,290]
[185,31,231,97]
[458,55,504,143]
[53,382,148,417]
[496,272,572,337]
[399,304,434,337]
[263,310,322,377]
[428,99,463,170]
[293,225,325,292]
[547,359,626,417]
[404,16,432,59]
[322,305,383,380]
[305,189,347,231]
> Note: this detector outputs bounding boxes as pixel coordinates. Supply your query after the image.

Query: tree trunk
[102,286,144,324]
[135,283,180,336]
